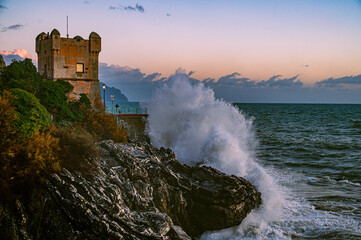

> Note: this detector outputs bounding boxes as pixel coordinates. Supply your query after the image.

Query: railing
[105,102,148,115]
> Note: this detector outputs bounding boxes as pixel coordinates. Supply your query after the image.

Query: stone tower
[36,29,102,107]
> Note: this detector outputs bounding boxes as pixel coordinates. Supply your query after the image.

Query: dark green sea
[235,103,361,239]
[146,78,361,239]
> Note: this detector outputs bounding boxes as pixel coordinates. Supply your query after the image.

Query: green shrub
[68,93,92,121]
[36,79,80,122]
[0,58,41,94]
[10,88,50,136]
[0,59,86,123]
[78,93,92,109]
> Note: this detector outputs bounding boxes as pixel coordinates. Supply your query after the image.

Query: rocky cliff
[100,82,129,103]
[0,141,261,239]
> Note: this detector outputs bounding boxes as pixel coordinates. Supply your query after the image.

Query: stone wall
[67,79,102,108]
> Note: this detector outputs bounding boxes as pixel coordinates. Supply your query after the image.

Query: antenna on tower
[66,16,69,38]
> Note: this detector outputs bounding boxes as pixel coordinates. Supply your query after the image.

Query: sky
[1,0,361,103]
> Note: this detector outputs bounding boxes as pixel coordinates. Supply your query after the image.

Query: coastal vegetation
[0,59,127,201]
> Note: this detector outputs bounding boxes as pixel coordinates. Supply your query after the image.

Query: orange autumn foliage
[0,91,60,199]
[51,126,100,177]
[10,130,60,194]
[81,107,127,143]
[0,91,18,198]
[0,90,128,201]
[0,91,18,162]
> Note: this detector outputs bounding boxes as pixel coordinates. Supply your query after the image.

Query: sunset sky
[1,0,361,102]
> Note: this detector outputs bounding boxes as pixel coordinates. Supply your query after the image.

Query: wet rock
[0,141,261,239]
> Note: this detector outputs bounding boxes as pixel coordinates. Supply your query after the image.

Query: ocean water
[231,103,361,239]
[147,76,361,239]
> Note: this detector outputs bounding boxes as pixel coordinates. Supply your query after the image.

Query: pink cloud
[0,48,32,59]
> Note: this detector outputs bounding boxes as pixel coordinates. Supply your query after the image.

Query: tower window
[76,63,84,73]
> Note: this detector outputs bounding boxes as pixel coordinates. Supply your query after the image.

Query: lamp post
[110,95,115,113]
[102,84,106,110]
[115,104,119,126]
[115,104,119,113]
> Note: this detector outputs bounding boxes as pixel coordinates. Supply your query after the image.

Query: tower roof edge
[89,31,101,39]
[51,29,60,36]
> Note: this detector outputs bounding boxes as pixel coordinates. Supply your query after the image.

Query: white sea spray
[147,74,286,238]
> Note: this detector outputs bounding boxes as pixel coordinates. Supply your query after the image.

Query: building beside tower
[35,29,102,107]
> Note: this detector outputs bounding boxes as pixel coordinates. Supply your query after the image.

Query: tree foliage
[0,91,59,200]
[10,88,50,136]
[1,59,88,123]
[0,91,19,197]
[10,130,60,195]
[68,93,92,121]
[81,107,127,143]
[51,126,100,176]
[0,58,41,94]
[0,58,128,201]
[36,79,80,122]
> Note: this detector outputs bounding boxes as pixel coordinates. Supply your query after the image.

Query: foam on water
[147,74,286,238]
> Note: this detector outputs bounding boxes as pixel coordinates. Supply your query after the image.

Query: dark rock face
[0,141,261,239]
[99,82,129,103]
